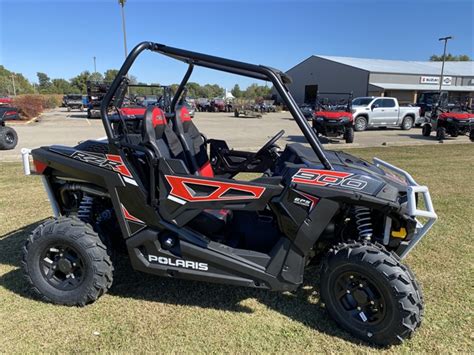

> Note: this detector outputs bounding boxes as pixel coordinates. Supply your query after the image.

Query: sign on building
[420,76,452,85]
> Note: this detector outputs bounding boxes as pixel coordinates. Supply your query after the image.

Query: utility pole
[11,74,16,96]
[119,0,128,59]
[93,56,97,73]
[438,36,453,92]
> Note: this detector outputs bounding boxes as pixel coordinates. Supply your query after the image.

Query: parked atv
[422,101,474,141]
[21,42,437,346]
[0,106,19,150]
[312,92,355,143]
[64,94,85,112]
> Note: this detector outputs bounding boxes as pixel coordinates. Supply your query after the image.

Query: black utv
[21,42,437,346]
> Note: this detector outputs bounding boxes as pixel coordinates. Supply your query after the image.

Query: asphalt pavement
[1,108,470,162]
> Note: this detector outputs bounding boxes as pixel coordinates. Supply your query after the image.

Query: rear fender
[31,146,160,238]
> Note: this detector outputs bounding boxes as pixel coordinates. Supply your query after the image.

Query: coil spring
[77,195,94,223]
[354,206,373,239]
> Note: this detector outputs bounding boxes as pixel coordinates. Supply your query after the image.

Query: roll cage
[315,91,353,112]
[101,41,333,170]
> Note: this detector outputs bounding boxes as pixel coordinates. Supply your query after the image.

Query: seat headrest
[142,106,166,143]
[177,106,192,122]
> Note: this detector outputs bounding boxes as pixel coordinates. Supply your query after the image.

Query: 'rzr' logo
[292,169,367,190]
[71,151,132,178]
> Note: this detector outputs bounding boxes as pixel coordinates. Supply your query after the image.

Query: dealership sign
[420,76,452,85]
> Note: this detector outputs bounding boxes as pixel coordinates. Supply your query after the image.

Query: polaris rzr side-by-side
[422,93,474,141]
[21,42,437,346]
[312,92,355,143]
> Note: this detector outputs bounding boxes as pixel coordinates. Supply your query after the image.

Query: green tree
[231,84,242,98]
[89,72,104,83]
[37,72,54,93]
[70,71,91,93]
[52,78,72,94]
[0,66,34,95]
[104,69,119,82]
[429,53,471,61]
[243,83,272,100]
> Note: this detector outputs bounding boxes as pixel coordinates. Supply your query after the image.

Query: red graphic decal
[292,169,367,190]
[106,154,133,178]
[121,204,144,224]
[165,175,265,202]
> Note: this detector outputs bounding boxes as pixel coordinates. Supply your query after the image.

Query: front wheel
[469,129,474,142]
[354,117,368,131]
[422,124,431,137]
[320,242,423,346]
[0,126,18,150]
[436,127,447,140]
[344,127,355,143]
[22,217,114,306]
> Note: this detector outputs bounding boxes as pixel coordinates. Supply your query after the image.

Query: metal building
[281,55,474,105]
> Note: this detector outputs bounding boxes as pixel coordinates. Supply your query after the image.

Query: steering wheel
[256,130,285,156]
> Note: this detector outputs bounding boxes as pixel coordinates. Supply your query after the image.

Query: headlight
[316,117,324,121]
[447,118,453,122]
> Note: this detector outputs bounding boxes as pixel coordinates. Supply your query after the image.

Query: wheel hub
[5,132,14,144]
[40,244,85,291]
[334,272,386,325]
[57,258,73,274]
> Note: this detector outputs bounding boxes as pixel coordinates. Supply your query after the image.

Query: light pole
[119,0,128,59]
[93,56,97,73]
[11,74,16,96]
[438,36,453,92]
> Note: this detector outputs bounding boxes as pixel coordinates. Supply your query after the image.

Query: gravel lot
[1,107,471,162]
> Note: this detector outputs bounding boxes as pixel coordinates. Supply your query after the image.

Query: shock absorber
[77,195,94,223]
[354,206,373,240]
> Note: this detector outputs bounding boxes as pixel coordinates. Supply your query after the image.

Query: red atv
[312,92,355,143]
[422,99,474,141]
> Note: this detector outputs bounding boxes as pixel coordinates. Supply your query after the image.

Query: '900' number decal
[292,169,367,190]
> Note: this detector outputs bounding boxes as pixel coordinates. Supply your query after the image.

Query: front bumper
[373,158,437,259]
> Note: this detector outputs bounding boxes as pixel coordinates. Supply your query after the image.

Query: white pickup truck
[352,97,421,131]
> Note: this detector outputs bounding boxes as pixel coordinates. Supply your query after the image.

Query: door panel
[381,98,399,124]
[370,99,389,125]
[157,158,283,226]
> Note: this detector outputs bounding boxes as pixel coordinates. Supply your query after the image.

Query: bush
[13,95,44,119]
[42,94,62,109]
[12,94,62,119]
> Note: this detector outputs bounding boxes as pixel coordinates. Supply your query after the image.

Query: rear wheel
[354,117,368,131]
[22,217,113,306]
[344,127,355,143]
[422,124,431,137]
[436,127,447,140]
[401,116,414,130]
[320,242,423,346]
[0,126,18,150]
[234,109,239,117]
